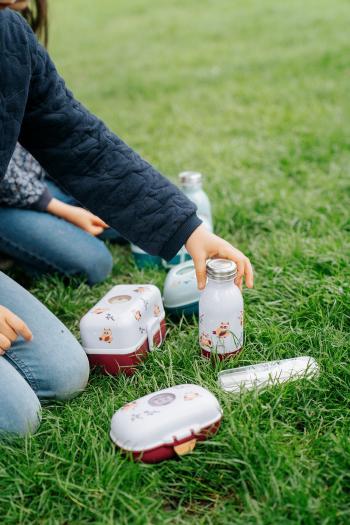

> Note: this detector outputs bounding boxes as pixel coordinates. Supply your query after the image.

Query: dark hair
[22,0,48,47]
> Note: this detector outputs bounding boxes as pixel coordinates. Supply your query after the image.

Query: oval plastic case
[110,384,222,463]
[163,260,200,316]
[80,284,166,375]
[218,356,319,393]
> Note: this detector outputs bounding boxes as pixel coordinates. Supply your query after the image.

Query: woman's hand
[185,224,254,290]
[47,198,108,236]
[0,305,32,355]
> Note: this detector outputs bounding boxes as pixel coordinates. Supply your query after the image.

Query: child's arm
[0,144,107,236]
[0,11,253,287]
[47,198,108,236]
[4,13,200,260]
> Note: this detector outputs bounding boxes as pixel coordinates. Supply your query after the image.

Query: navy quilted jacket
[0,10,201,259]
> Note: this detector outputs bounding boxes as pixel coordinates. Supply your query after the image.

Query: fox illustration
[99,327,113,343]
[92,307,107,315]
[200,333,212,348]
[134,310,142,321]
[213,322,230,338]
[153,305,161,317]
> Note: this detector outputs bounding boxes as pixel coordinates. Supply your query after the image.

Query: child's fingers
[90,225,105,236]
[2,322,18,342]
[193,254,207,290]
[7,312,33,341]
[244,257,254,288]
[235,276,243,290]
[93,216,109,229]
[221,245,254,288]
[0,334,12,352]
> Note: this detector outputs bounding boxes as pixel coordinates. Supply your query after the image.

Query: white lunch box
[80,284,166,375]
[163,260,200,316]
[110,384,222,463]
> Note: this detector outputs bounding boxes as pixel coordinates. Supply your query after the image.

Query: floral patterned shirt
[0,143,52,211]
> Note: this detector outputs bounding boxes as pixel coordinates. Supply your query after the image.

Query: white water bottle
[199,259,243,359]
[179,171,213,232]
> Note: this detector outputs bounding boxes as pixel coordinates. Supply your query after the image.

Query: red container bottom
[127,419,221,463]
[201,347,242,361]
[88,319,166,375]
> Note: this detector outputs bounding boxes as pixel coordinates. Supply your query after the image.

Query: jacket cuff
[159,214,202,261]
[32,186,53,211]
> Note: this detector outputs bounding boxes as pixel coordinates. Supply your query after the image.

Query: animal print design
[122,402,137,411]
[92,307,108,315]
[153,305,161,317]
[99,328,113,343]
[134,310,142,321]
[212,322,230,338]
[184,392,200,401]
[200,333,212,349]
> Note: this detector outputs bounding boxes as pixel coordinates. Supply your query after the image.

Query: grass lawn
[1,0,350,523]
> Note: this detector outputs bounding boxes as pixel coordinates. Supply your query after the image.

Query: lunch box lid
[110,384,222,452]
[163,261,200,309]
[80,284,165,354]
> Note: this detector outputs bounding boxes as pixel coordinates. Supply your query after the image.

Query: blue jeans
[0,271,90,436]
[0,180,121,285]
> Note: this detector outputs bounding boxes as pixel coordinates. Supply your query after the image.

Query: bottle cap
[179,171,202,188]
[206,259,237,281]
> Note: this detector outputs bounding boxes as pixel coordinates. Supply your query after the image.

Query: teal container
[163,260,200,317]
[131,244,163,269]
[162,247,192,270]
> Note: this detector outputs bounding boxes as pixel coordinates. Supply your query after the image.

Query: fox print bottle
[199,259,243,360]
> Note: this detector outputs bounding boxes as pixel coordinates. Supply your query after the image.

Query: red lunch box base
[88,319,166,375]
[126,419,222,463]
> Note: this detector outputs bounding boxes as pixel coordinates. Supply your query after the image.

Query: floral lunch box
[80,284,166,375]
[110,384,222,463]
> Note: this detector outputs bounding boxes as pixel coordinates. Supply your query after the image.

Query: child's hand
[47,198,108,236]
[0,305,32,355]
[185,224,254,290]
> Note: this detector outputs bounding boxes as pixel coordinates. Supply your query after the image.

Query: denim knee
[1,389,41,437]
[48,347,90,401]
[80,245,113,285]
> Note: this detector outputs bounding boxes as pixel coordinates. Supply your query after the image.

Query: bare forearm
[46,197,71,219]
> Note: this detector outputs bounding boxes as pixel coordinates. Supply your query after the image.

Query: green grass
[1,0,350,523]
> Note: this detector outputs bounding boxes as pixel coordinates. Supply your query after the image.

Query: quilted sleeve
[17,17,201,259]
[0,144,52,211]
